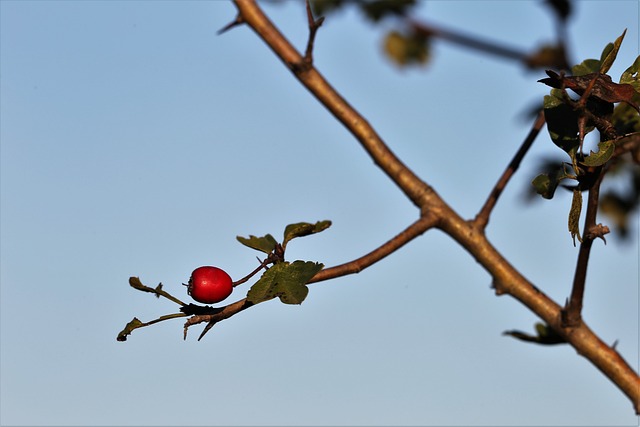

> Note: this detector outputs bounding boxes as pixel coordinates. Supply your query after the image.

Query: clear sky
[1,1,638,426]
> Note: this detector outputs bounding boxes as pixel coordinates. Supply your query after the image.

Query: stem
[474,111,545,230]
[562,169,606,326]
[221,0,640,412]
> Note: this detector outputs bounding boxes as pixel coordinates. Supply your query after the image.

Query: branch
[407,19,569,69]
[183,215,438,338]
[228,0,639,412]
[562,168,609,327]
[474,110,546,230]
[310,215,438,283]
[231,0,435,210]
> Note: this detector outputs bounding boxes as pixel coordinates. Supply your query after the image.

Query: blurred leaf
[236,234,278,254]
[283,220,331,248]
[531,162,573,199]
[599,29,626,74]
[526,44,568,70]
[359,0,417,22]
[612,101,640,134]
[580,140,615,167]
[117,317,143,342]
[383,30,430,67]
[246,261,323,305]
[543,0,572,22]
[503,322,566,345]
[568,188,583,245]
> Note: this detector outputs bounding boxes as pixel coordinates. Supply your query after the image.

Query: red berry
[187,266,233,304]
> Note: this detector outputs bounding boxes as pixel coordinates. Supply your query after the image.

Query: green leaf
[543,90,581,155]
[383,30,430,67]
[568,189,583,246]
[620,55,640,91]
[532,174,557,199]
[581,140,615,167]
[246,261,323,305]
[236,234,278,254]
[599,29,626,74]
[531,164,573,199]
[571,58,601,77]
[116,317,144,342]
[282,220,332,248]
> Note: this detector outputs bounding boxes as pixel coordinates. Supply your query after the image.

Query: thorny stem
[182,0,640,412]
[474,110,546,230]
[562,168,608,327]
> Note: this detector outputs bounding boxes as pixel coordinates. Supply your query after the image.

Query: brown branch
[183,215,438,338]
[231,0,435,210]
[227,0,639,412]
[474,110,546,230]
[310,215,438,283]
[561,169,608,327]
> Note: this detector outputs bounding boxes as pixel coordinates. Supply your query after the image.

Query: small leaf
[283,220,331,248]
[246,261,323,305]
[236,234,278,254]
[532,173,557,199]
[383,30,430,67]
[599,29,626,74]
[568,189,583,245]
[581,140,615,167]
[117,317,144,342]
[359,0,416,22]
[542,90,581,154]
[571,58,601,77]
[620,55,640,92]
[503,322,566,345]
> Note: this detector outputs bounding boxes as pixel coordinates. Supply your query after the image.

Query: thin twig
[309,215,438,283]
[474,110,546,230]
[183,215,438,337]
[217,14,245,35]
[228,0,640,411]
[562,168,607,327]
[408,19,529,63]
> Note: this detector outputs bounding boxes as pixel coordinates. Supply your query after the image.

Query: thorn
[217,14,244,35]
[612,339,619,349]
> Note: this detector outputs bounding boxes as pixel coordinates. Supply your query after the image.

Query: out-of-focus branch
[474,111,546,230]
[408,19,569,70]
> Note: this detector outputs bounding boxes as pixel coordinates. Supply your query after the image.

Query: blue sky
[1,1,638,425]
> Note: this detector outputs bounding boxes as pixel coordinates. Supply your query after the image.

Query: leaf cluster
[533,31,640,240]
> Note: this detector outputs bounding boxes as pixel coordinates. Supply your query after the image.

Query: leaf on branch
[568,188,583,245]
[383,30,430,67]
[503,322,566,345]
[246,261,323,305]
[531,165,572,199]
[117,317,144,342]
[283,220,331,248]
[542,90,582,155]
[599,29,626,75]
[526,44,568,70]
[236,234,278,254]
[539,71,640,112]
[620,55,640,92]
[358,0,417,22]
[580,140,615,167]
